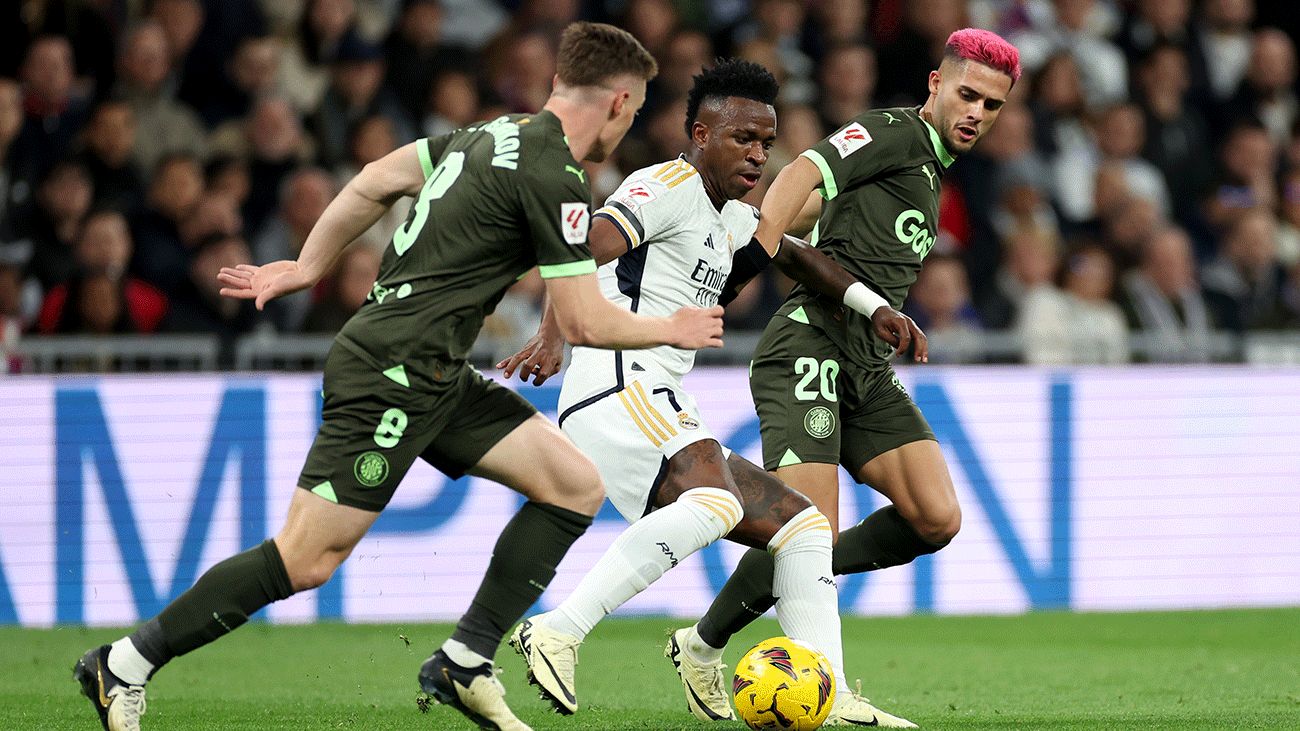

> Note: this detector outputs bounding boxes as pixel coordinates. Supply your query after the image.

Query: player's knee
[562,464,606,515]
[679,487,744,537]
[287,555,343,592]
[915,501,960,547]
[771,506,833,553]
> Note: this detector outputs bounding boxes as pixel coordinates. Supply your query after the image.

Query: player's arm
[218,141,428,308]
[544,272,722,351]
[773,235,928,362]
[753,155,824,250]
[498,216,631,383]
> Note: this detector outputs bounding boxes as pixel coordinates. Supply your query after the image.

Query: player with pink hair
[667,29,1020,727]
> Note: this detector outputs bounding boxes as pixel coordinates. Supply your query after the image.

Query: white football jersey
[559,157,761,413]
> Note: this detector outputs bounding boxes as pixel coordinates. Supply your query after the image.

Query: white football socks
[546,487,743,640]
[770,506,844,681]
[107,637,154,686]
[441,638,492,668]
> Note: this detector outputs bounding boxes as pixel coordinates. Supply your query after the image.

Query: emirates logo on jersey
[829,122,872,159]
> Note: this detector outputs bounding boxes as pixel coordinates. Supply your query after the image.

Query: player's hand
[667,305,725,349]
[218,261,313,310]
[870,306,929,363]
[497,330,564,385]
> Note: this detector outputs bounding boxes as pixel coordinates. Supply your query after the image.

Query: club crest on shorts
[677,412,700,430]
[354,451,389,487]
[804,406,835,439]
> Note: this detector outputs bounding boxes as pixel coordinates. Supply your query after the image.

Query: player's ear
[609,89,627,121]
[928,67,942,96]
[691,120,709,149]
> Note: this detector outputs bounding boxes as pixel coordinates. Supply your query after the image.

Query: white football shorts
[560,370,722,523]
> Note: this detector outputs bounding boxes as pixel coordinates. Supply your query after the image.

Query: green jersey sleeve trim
[538,259,598,279]
[920,117,956,168]
[417,138,435,177]
[800,148,839,200]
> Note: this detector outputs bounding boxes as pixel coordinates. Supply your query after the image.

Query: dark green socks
[451,501,592,659]
[132,539,295,668]
[697,505,943,649]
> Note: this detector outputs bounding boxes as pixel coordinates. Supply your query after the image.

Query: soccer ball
[732,637,836,730]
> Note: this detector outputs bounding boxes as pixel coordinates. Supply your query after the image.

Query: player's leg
[833,382,958,576]
[669,454,840,722]
[415,373,602,730]
[76,347,421,731]
[515,384,743,714]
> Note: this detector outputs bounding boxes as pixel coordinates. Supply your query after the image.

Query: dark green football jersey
[335,111,596,377]
[778,106,955,368]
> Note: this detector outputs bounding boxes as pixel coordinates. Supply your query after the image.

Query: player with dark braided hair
[499,58,917,726]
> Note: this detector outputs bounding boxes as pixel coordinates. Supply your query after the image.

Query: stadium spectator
[162,232,261,362]
[15,35,92,184]
[311,35,414,169]
[976,225,1063,330]
[1100,193,1165,271]
[149,0,204,77]
[656,29,715,103]
[1116,0,1203,73]
[815,43,878,134]
[173,0,267,129]
[0,77,30,240]
[0,0,117,101]
[278,0,362,116]
[81,100,145,215]
[1117,224,1219,361]
[1135,42,1215,238]
[211,95,314,238]
[300,242,380,333]
[1275,166,1300,266]
[740,0,817,104]
[194,35,284,130]
[904,254,985,363]
[338,114,409,247]
[1218,28,1299,145]
[1202,209,1288,331]
[810,0,871,48]
[383,0,472,126]
[252,167,336,332]
[22,156,94,292]
[0,239,39,347]
[36,209,167,335]
[1010,0,1128,110]
[1204,120,1278,239]
[1055,102,1170,225]
[1193,0,1255,104]
[494,26,561,114]
[130,152,203,297]
[206,154,252,212]
[421,68,482,139]
[876,0,970,107]
[114,20,209,178]
[1021,242,1130,364]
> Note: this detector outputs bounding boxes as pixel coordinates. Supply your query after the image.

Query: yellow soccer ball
[732,637,836,730]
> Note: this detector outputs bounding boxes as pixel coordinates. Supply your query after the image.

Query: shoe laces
[115,685,147,718]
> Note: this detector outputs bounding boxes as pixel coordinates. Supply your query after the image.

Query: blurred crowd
[1,0,1299,370]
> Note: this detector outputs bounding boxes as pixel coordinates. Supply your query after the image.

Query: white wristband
[843,281,889,316]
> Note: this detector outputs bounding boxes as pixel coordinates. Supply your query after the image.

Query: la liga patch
[560,202,590,245]
[829,122,872,159]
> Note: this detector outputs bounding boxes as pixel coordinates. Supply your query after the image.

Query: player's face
[927,59,1012,156]
[693,96,777,203]
[588,76,647,163]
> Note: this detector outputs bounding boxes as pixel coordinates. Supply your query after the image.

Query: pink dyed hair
[945,28,1022,85]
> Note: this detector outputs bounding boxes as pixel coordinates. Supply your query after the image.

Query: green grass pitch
[4,608,1297,730]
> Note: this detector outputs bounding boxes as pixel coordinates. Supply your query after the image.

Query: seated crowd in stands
[1,0,1299,370]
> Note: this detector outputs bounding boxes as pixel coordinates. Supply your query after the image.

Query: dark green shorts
[297,344,536,511]
[749,315,935,477]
